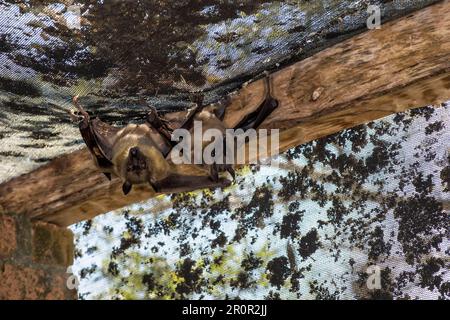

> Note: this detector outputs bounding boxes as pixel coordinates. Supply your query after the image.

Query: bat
[71,97,174,195]
[71,75,278,195]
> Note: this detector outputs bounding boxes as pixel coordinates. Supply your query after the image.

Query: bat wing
[90,118,120,161]
[156,137,172,158]
[79,117,120,179]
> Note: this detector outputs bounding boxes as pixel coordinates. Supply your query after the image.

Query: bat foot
[69,109,84,123]
[70,95,90,127]
[71,96,90,119]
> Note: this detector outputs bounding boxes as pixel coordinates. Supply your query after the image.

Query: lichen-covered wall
[0,0,441,183]
[71,103,449,300]
[0,210,76,299]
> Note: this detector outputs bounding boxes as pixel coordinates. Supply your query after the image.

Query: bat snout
[126,147,148,176]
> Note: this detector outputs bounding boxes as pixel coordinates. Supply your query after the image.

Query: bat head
[114,139,169,196]
[122,146,152,195]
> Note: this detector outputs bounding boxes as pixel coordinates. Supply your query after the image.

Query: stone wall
[0,210,76,300]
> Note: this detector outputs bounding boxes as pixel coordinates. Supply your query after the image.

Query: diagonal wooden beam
[0,1,449,226]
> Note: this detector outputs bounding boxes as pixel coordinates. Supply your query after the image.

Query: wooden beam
[1,1,449,226]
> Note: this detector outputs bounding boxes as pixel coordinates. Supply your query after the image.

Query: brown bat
[71,76,278,195]
[71,97,175,195]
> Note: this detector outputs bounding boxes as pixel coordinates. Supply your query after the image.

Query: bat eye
[140,162,146,169]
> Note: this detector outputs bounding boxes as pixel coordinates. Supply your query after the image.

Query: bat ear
[148,179,160,193]
[122,181,132,195]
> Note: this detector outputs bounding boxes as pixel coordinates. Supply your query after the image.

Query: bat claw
[69,109,79,122]
[71,95,90,122]
[69,109,86,123]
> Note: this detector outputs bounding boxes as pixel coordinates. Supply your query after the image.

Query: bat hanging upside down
[70,76,278,195]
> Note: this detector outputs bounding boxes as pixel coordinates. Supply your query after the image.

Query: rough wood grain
[0,1,449,226]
